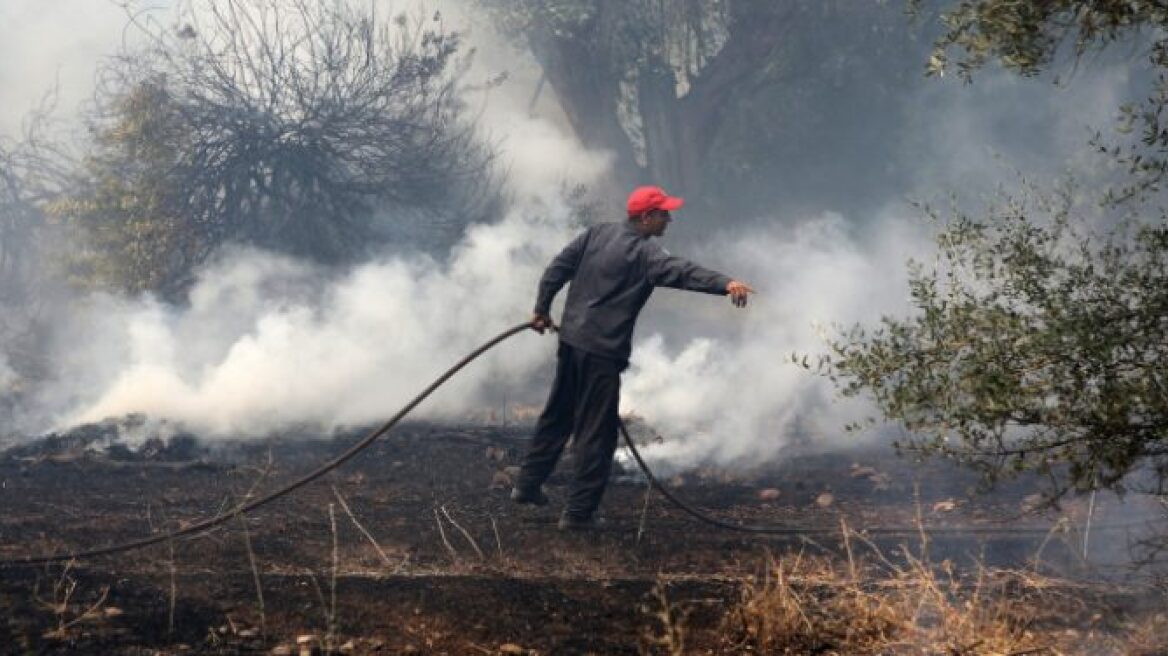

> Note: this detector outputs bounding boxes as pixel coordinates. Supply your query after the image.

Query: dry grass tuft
[717,524,1167,655]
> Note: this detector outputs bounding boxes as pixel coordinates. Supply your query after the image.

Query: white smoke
[622,211,930,466]
[0,0,138,139]
[8,0,613,439]
[0,353,14,389]
[50,209,576,436]
[2,0,1148,476]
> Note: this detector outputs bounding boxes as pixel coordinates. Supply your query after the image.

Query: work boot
[510,486,549,506]
[557,511,606,531]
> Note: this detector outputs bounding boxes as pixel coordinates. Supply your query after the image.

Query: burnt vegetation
[1,420,1166,654]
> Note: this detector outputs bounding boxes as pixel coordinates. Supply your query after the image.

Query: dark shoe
[510,486,549,506]
[557,512,606,531]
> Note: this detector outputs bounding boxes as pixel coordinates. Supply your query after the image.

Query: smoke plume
[0,0,1149,477]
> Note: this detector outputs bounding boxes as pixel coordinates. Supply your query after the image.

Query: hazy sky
[0,0,134,139]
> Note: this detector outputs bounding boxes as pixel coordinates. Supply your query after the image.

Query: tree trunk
[522,2,788,198]
[638,59,696,194]
[525,25,640,190]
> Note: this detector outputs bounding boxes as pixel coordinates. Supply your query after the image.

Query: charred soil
[0,421,1164,654]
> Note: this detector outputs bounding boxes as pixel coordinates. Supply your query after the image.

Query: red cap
[627,185,684,217]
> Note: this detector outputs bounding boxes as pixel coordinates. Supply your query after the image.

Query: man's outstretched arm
[645,245,754,308]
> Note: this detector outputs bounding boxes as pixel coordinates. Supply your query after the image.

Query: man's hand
[726,280,754,308]
[531,313,556,334]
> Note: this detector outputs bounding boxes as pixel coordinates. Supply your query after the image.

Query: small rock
[757,488,781,501]
[1021,493,1045,512]
[490,470,513,489]
[499,644,526,655]
[849,464,878,479]
[296,634,317,645]
[815,492,834,508]
[102,607,125,618]
[339,639,357,653]
[270,645,293,656]
[510,404,541,421]
[502,465,521,478]
[932,499,958,513]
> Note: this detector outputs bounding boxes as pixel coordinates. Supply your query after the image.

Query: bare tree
[0,97,72,383]
[60,0,499,296]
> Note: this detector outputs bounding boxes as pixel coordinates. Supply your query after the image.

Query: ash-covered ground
[0,417,1163,654]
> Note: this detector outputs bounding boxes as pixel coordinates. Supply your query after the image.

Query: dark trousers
[517,341,622,518]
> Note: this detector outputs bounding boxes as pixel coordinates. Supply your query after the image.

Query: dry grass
[715,523,1167,655]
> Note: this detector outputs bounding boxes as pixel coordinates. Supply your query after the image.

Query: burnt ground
[0,419,1164,655]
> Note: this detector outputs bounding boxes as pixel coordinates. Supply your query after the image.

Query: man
[511,185,754,530]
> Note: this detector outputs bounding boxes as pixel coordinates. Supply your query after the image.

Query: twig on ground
[636,485,653,546]
[840,517,856,582]
[1084,488,1097,559]
[489,514,504,559]
[34,560,77,634]
[166,534,177,637]
[331,485,393,569]
[440,505,484,561]
[305,570,331,628]
[236,511,266,640]
[394,551,411,574]
[145,502,177,636]
[1032,517,1070,571]
[153,504,178,638]
[43,585,110,639]
[327,503,339,655]
[434,508,459,562]
[240,447,275,503]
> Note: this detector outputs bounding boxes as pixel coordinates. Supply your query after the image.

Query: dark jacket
[534,222,731,364]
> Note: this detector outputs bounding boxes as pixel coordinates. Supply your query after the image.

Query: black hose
[0,322,1140,566]
[617,420,1126,537]
[618,419,805,534]
[0,322,533,567]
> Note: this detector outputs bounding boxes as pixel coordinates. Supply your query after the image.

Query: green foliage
[922,0,1168,200]
[819,189,1168,496]
[49,82,197,295]
[917,0,1168,80]
[876,0,1168,498]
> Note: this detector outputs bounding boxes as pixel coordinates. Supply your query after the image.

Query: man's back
[536,222,730,364]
